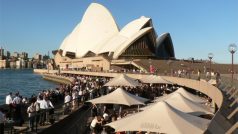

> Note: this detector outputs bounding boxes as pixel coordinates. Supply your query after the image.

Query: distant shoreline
[0,68,34,70]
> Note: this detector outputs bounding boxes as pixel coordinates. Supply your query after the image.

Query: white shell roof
[59,3,155,59]
[60,3,119,57]
[59,35,70,52]
[97,17,152,55]
[119,16,150,37]
[113,27,153,59]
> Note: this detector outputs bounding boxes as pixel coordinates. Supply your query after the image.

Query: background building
[20,52,28,60]
[6,51,10,59]
[13,52,19,58]
[0,47,4,60]
[34,53,42,61]
[0,48,46,69]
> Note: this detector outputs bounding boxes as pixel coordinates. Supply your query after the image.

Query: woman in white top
[72,90,78,110]
[27,100,36,131]
[64,92,71,114]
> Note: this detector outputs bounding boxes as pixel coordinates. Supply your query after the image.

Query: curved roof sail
[119,16,151,37]
[156,33,175,59]
[113,27,155,59]
[97,17,155,57]
[61,3,119,58]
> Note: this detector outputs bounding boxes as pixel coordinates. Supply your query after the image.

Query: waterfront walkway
[2,69,237,133]
[37,69,237,134]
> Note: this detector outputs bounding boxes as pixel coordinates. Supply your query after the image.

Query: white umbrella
[140,75,173,84]
[87,88,148,106]
[156,88,207,104]
[142,92,212,116]
[175,88,207,104]
[106,101,210,134]
[104,74,140,87]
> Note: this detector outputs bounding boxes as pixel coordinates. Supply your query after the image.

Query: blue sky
[0,0,237,63]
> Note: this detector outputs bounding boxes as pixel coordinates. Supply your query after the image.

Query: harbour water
[0,69,57,104]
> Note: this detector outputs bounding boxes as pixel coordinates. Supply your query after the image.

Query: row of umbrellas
[142,88,212,116]
[104,74,173,87]
[87,74,212,133]
[88,87,211,134]
[104,73,217,87]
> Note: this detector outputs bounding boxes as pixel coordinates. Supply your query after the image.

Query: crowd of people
[58,74,178,134]
[3,90,57,132]
[0,74,110,132]
[1,72,204,134]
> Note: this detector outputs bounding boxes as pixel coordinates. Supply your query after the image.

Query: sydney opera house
[53,3,175,71]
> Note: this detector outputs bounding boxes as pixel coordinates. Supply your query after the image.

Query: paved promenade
[34,69,237,134]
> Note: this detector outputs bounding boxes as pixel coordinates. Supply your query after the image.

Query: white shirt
[64,95,71,104]
[72,92,78,100]
[34,102,40,112]
[13,96,21,104]
[6,95,13,105]
[37,99,54,109]
[27,104,36,117]
[78,90,83,96]
[22,98,27,104]
[90,118,98,128]
[0,111,5,123]
[103,113,109,121]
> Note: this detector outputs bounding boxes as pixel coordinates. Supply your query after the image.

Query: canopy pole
[119,105,122,115]
[138,105,140,112]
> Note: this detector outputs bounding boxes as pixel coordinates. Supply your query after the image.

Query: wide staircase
[214,76,238,134]
[133,59,238,74]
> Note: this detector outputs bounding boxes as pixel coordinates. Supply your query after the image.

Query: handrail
[225,122,238,134]
[229,97,238,107]
[227,107,238,120]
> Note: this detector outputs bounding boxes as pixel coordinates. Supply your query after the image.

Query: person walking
[64,92,71,114]
[37,96,54,125]
[72,90,78,110]
[5,92,13,119]
[27,99,36,131]
[12,92,23,126]
[5,92,13,105]
[197,69,201,80]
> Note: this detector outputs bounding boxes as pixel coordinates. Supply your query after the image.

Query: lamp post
[228,43,237,86]
[208,53,214,79]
